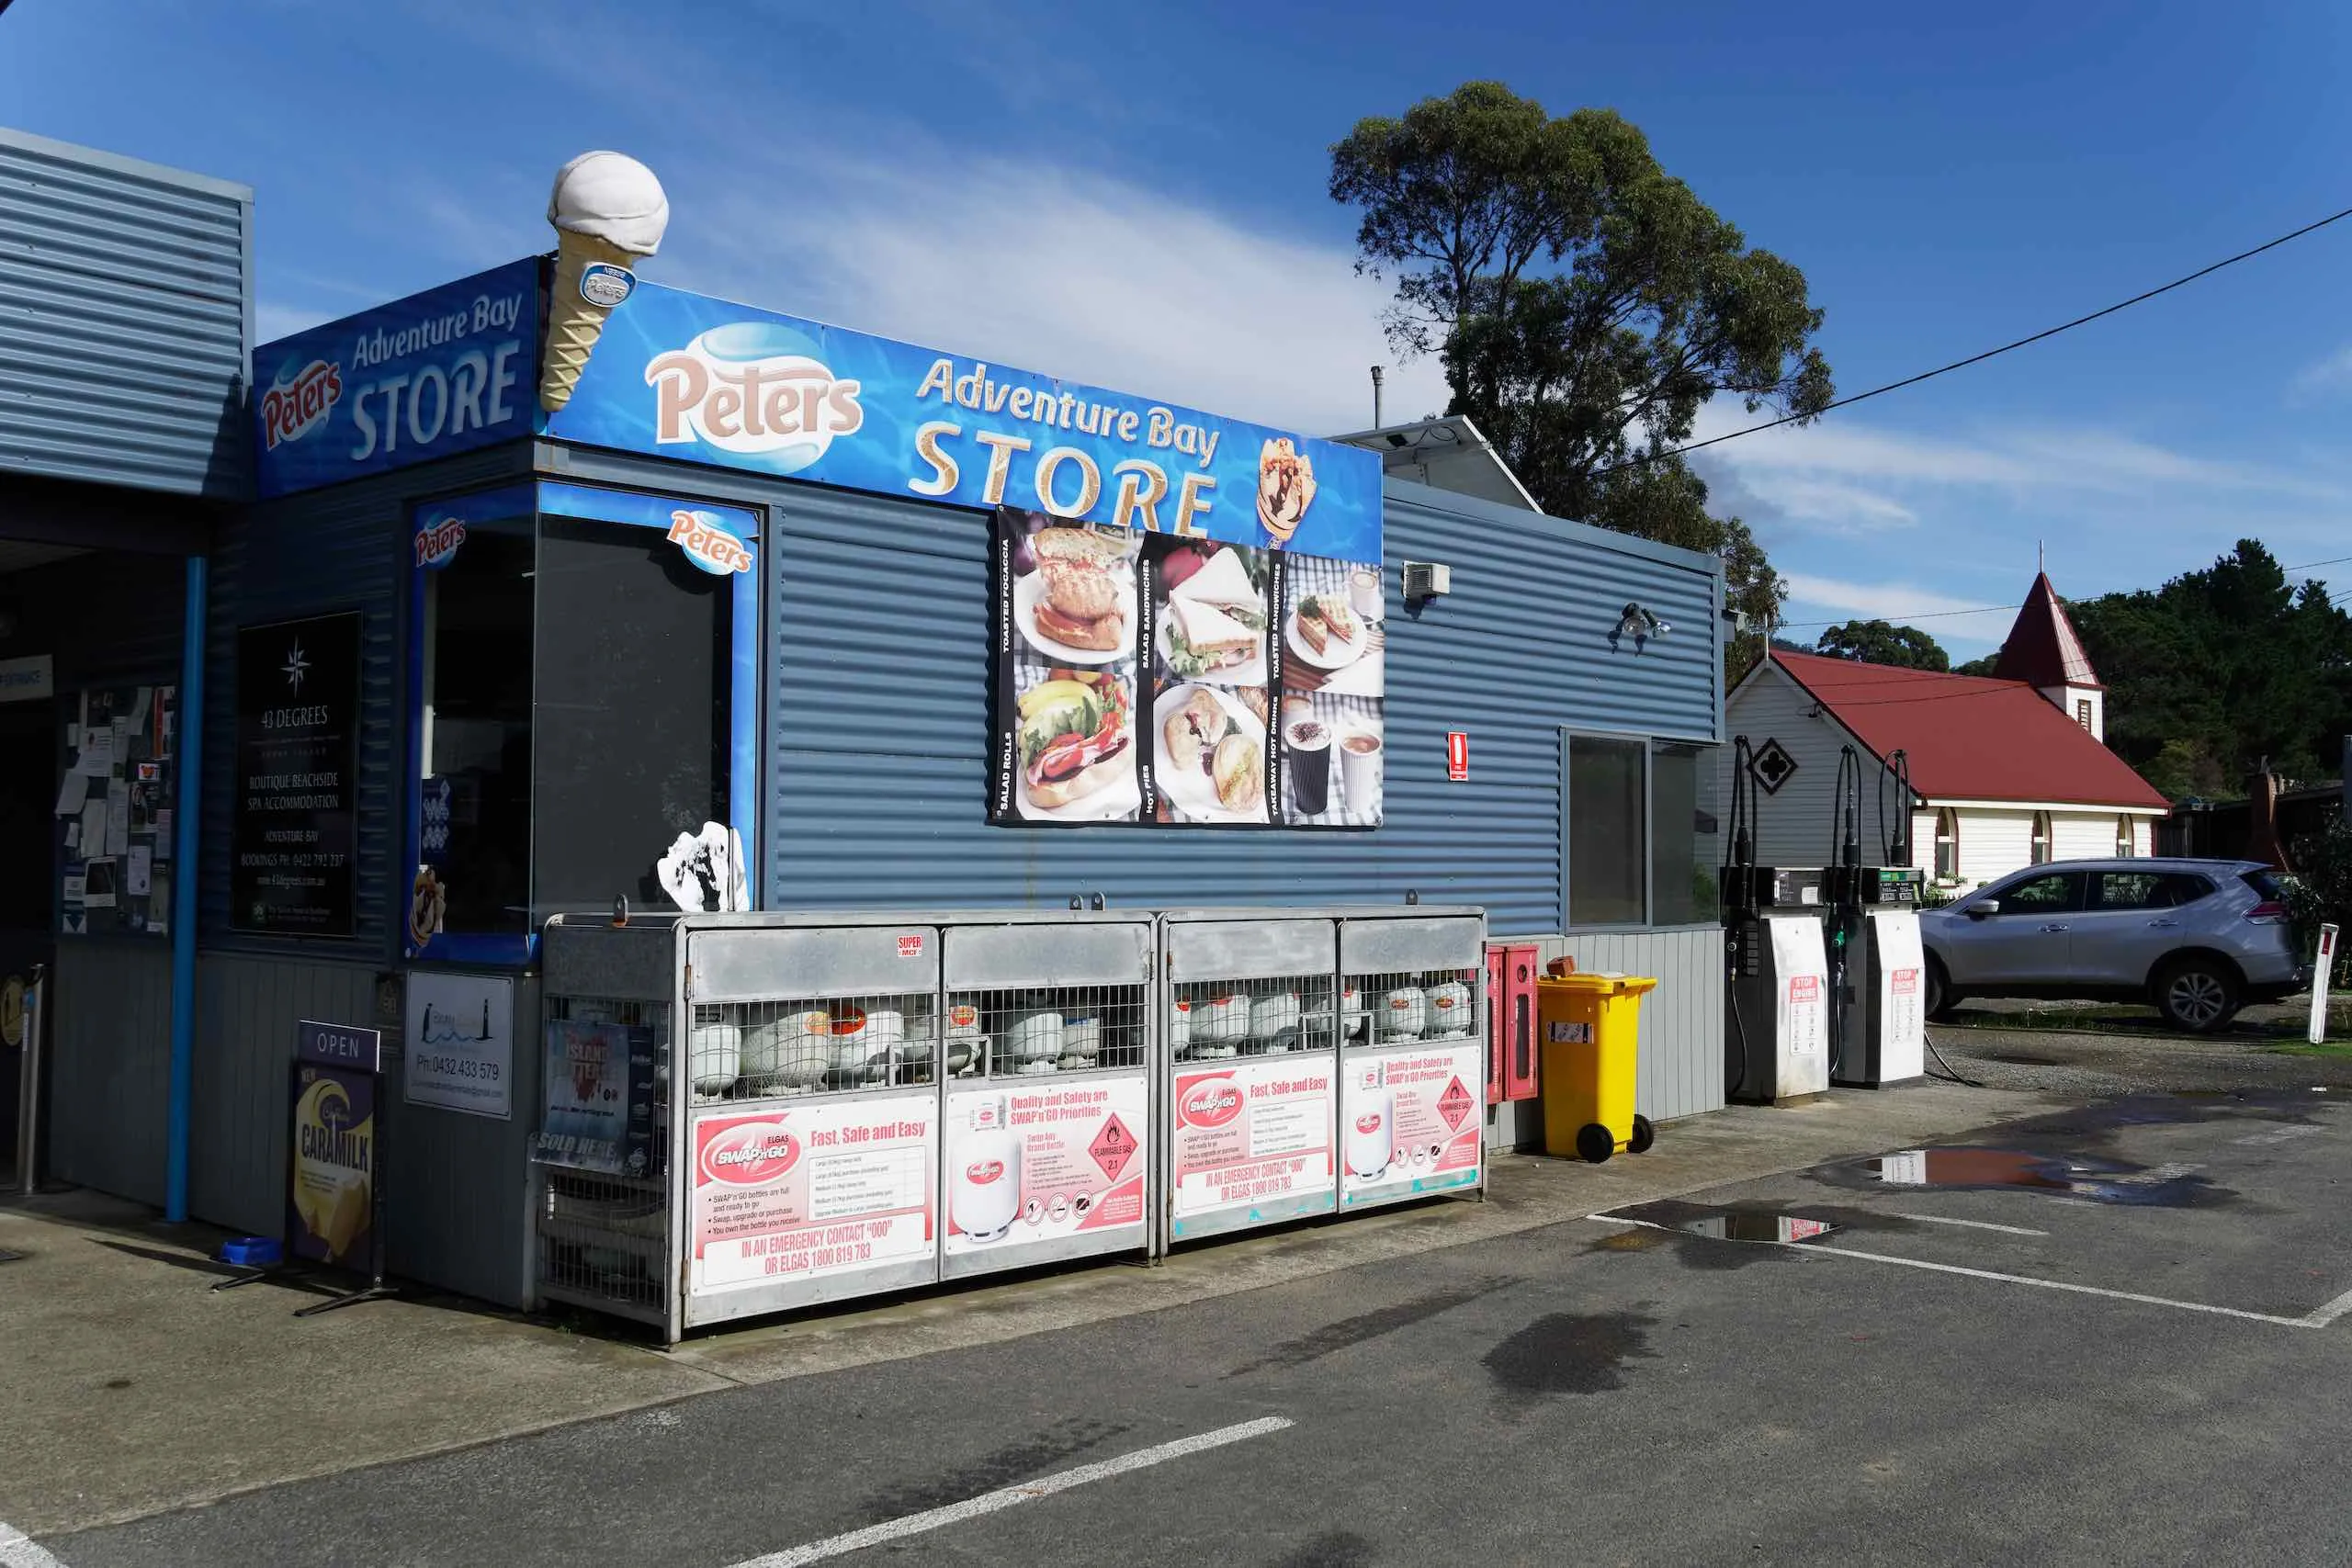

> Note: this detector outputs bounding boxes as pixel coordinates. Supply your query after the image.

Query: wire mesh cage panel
[1337,910,1488,1210]
[537,1165,669,1319]
[533,987,674,1325]
[940,919,1157,1279]
[689,990,944,1103]
[1159,914,1342,1247]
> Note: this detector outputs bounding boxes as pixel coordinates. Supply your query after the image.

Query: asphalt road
[36,1084,2352,1568]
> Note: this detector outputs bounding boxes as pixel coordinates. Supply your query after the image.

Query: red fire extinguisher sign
[1447,731,1468,781]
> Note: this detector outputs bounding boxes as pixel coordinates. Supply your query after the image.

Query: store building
[12,133,1733,1309]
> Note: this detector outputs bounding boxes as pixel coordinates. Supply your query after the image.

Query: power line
[1608,202,2352,472]
[1777,551,2352,630]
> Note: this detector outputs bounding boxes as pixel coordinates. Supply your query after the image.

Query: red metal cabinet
[1486,942,1540,1102]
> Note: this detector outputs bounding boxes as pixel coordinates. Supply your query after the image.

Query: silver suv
[1920,859,2307,1033]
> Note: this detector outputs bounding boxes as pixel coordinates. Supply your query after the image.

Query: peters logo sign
[646,323,864,472]
[262,360,344,449]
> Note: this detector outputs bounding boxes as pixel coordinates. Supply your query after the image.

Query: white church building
[1724,574,2169,888]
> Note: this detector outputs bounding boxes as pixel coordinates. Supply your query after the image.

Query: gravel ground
[1929,1008,2352,1100]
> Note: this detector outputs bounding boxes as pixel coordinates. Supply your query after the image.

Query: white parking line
[2301,1285,2352,1328]
[2234,1124,2324,1147]
[0,1521,64,1568]
[1808,1244,2318,1327]
[725,1416,1295,1567]
[1887,1213,2048,1236]
[1588,1214,2338,1329]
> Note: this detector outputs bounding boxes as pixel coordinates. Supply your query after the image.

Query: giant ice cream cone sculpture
[539,151,669,412]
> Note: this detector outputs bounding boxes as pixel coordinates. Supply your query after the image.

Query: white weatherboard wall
[1955,809,2034,886]
[1722,662,1891,868]
[2052,812,2119,863]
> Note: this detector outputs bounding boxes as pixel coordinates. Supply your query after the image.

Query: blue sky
[7,0,2350,654]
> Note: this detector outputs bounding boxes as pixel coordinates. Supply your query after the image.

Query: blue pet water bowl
[220,1236,282,1269]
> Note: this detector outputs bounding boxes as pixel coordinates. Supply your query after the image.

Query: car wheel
[1925,959,1959,1023]
[2156,958,2239,1034]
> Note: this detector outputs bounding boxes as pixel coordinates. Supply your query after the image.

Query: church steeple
[1993,572,2105,739]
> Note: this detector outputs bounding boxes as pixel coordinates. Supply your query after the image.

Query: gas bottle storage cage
[539,906,1484,1342]
[1158,911,1345,1246]
[939,919,1156,1281]
[1336,911,1489,1211]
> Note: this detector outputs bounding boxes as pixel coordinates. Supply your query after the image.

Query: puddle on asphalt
[1602,1200,1841,1244]
[1482,1309,1657,1398]
[1845,1147,2210,1207]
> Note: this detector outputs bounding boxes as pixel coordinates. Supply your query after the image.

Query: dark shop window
[1567,734,1647,927]
[1651,740,1718,926]
[421,514,535,936]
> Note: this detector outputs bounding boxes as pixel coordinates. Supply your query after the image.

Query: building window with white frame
[1934,808,1959,880]
[2116,814,2133,858]
[2076,698,2092,730]
[2030,810,2052,864]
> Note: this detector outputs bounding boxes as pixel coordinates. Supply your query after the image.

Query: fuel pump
[1721,737,1831,1104]
[1826,748,1928,1087]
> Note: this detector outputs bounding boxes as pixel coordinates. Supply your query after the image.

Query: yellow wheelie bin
[1538,971,1659,1163]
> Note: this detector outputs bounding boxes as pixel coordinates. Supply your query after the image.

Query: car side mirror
[1964,900,1997,920]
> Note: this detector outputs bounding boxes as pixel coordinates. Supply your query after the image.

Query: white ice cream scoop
[548,151,670,254]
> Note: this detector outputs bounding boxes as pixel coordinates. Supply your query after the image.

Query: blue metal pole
[729,563,759,907]
[165,554,205,1223]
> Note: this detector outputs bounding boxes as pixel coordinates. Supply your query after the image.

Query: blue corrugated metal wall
[0,127,251,498]
[758,476,1720,933]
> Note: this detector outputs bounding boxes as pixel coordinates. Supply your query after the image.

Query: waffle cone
[540,231,637,412]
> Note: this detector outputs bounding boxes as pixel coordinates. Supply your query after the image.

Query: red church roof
[1770,651,2168,809]
[1992,572,2102,690]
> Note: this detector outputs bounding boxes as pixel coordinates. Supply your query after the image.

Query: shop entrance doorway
[0,681,58,1174]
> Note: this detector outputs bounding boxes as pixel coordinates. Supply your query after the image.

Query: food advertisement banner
[1339,1043,1483,1206]
[989,508,1385,828]
[543,279,1381,563]
[537,1018,660,1177]
[690,1093,936,1296]
[944,1076,1148,1260]
[252,259,540,500]
[287,1060,376,1268]
[1169,1057,1337,1232]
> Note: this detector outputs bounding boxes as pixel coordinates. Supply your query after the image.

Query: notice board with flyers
[53,683,178,938]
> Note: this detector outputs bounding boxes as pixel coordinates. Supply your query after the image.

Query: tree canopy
[1329,83,1832,663]
[2065,540,2352,798]
[1811,619,1951,671]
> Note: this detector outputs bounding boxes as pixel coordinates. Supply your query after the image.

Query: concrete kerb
[0,1080,2063,1537]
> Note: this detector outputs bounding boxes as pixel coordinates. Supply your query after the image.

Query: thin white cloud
[1694,403,2346,505]
[2291,343,2352,399]
[1766,478,1917,532]
[254,301,332,345]
[1779,571,2017,648]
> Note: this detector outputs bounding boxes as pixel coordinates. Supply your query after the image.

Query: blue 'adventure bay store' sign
[251,259,539,500]
[544,280,1381,562]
